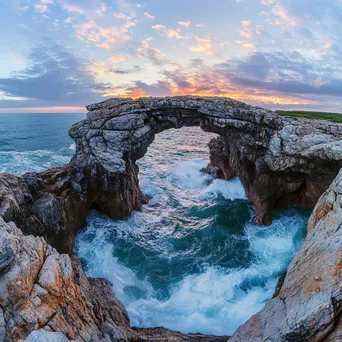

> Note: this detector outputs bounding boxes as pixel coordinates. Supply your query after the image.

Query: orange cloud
[190,37,213,55]
[108,54,126,63]
[152,24,166,30]
[271,3,297,27]
[166,29,184,39]
[76,20,131,49]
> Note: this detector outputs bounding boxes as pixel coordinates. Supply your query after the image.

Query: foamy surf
[0,147,73,175]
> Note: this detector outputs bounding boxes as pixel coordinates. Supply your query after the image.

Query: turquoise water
[0,114,310,336]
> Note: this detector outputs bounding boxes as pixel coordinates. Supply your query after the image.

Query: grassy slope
[276,110,342,123]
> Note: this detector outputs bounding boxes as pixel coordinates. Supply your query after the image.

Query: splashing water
[75,127,310,336]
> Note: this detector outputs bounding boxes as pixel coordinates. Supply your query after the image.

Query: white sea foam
[75,158,308,336]
[0,148,73,175]
[76,209,306,335]
[69,143,76,151]
[171,159,213,190]
[204,178,247,201]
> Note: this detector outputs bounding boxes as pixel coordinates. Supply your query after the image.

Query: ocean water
[0,114,311,336]
[0,113,84,174]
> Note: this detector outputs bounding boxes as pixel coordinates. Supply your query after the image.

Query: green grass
[276,110,342,123]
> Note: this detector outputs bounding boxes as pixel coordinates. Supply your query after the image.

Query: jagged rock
[21,330,72,342]
[0,217,133,342]
[0,163,145,255]
[69,96,342,225]
[230,169,342,341]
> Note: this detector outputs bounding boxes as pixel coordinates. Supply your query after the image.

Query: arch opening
[74,126,310,336]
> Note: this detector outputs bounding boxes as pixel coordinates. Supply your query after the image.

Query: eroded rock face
[230,169,342,341]
[0,162,145,255]
[0,217,132,342]
[69,96,342,224]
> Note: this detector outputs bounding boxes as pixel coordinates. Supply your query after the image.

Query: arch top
[69,96,281,179]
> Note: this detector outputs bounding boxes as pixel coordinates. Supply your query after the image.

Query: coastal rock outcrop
[69,96,342,225]
[0,217,131,342]
[0,162,145,255]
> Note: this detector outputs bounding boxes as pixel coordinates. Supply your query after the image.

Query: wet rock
[0,217,133,342]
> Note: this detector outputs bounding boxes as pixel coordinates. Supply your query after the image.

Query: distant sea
[0,113,310,336]
[0,113,84,174]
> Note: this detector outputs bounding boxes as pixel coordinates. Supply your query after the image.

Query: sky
[0,0,342,113]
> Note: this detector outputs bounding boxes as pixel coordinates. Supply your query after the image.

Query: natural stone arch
[69,96,342,227]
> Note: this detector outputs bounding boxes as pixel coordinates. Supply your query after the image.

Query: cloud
[259,0,275,5]
[152,24,166,30]
[76,20,132,49]
[113,12,131,20]
[34,4,48,13]
[126,80,173,97]
[241,20,251,26]
[190,37,213,55]
[120,50,342,110]
[108,54,126,63]
[166,29,184,39]
[136,38,172,66]
[144,12,155,20]
[271,3,298,27]
[0,42,109,108]
[109,65,142,75]
[62,3,84,14]
[178,21,191,27]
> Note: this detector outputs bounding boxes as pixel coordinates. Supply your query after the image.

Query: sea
[0,113,311,336]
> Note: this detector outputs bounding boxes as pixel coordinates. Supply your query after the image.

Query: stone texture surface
[0,217,133,342]
[69,96,342,224]
[0,162,145,255]
[230,169,342,341]
[21,330,73,342]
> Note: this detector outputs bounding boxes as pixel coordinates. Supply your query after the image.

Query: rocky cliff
[1,96,342,341]
[69,96,342,225]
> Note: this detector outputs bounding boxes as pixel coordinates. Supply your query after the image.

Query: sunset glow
[1,0,341,112]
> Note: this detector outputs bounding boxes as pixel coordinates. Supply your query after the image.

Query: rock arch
[69,96,342,228]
